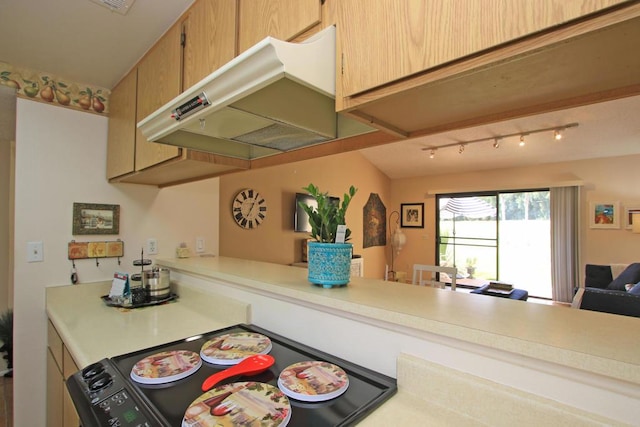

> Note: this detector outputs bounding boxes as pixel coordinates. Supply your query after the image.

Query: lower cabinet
[47,320,79,427]
[46,350,63,427]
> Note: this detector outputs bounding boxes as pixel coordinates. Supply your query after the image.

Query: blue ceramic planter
[307,242,353,288]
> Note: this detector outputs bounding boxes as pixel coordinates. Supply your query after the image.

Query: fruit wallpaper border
[0,61,110,115]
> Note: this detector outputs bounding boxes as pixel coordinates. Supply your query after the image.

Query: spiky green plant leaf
[299,184,357,243]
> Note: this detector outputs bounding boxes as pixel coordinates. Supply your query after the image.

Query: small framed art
[588,201,619,229]
[400,203,424,228]
[624,205,640,230]
[72,203,120,235]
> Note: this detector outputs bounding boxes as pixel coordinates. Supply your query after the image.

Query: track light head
[554,129,562,140]
[429,149,436,159]
[519,134,526,146]
[458,144,465,154]
[493,138,500,148]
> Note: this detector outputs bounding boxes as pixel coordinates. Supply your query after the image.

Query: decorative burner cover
[200,332,272,365]
[277,361,349,402]
[130,350,202,384]
[182,381,291,427]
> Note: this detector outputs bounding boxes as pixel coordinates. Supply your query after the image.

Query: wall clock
[232,188,267,229]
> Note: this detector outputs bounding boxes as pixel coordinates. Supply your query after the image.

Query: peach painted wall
[388,154,640,278]
[219,151,391,279]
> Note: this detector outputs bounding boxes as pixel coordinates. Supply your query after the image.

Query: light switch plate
[27,241,44,262]
[196,237,205,253]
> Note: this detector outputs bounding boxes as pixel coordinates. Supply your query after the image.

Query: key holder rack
[68,239,124,267]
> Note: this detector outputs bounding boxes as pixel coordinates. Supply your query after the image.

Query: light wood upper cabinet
[106,69,137,179]
[339,0,629,98]
[182,0,237,90]
[135,21,183,171]
[106,1,247,185]
[238,0,322,53]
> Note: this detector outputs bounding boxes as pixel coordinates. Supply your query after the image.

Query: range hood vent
[138,26,374,160]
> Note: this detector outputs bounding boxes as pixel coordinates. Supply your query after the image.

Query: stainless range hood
[138,26,374,160]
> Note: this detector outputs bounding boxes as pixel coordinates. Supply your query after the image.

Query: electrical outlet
[147,238,158,255]
[27,241,44,262]
[196,237,205,253]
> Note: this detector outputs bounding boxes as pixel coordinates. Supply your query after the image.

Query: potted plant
[466,256,477,279]
[299,183,357,288]
[0,309,13,377]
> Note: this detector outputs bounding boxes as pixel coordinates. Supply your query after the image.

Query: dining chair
[412,264,458,291]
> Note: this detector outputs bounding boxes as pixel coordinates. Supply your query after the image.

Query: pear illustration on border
[1,71,21,90]
[53,81,71,105]
[40,85,54,102]
[22,79,39,98]
[92,96,105,113]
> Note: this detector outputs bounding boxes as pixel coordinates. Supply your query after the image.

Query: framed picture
[401,203,424,228]
[72,203,120,235]
[588,201,619,229]
[624,205,640,230]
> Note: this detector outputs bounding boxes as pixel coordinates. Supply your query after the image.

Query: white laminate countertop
[45,258,636,425]
[46,281,250,368]
[155,256,640,386]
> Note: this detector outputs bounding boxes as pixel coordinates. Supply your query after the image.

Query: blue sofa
[573,263,640,317]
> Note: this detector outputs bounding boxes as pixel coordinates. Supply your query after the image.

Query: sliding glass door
[437,190,551,298]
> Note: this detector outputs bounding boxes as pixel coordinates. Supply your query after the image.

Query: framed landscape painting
[589,201,619,229]
[72,203,120,235]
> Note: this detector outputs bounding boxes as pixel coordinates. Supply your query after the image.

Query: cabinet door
[106,69,137,179]
[62,347,80,427]
[238,0,321,53]
[340,0,628,97]
[47,349,63,427]
[47,320,63,371]
[135,22,183,171]
[183,0,237,90]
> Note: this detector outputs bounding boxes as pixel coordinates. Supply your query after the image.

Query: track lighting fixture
[421,122,578,157]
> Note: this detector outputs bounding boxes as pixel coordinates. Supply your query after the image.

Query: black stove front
[67,324,397,426]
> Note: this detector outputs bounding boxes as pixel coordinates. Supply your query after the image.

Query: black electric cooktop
[67,324,397,426]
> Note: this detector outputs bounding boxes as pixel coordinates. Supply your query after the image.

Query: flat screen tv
[294,193,339,233]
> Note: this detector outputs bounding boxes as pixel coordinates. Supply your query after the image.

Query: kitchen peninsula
[157,257,638,426]
[47,257,639,425]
